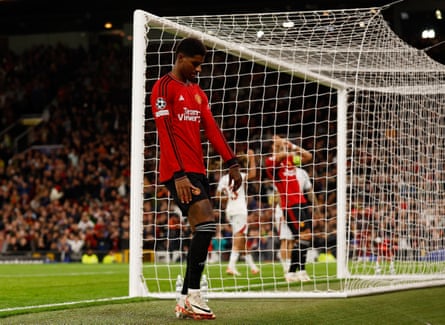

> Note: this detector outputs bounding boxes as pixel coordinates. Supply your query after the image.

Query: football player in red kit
[151,37,242,320]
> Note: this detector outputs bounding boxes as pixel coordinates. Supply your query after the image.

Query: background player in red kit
[151,37,242,320]
[265,135,315,283]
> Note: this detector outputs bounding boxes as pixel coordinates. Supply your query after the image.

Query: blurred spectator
[102,250,117,264]
[83,226,98,250]
[208,225,228,264]
[167,212,185,263]
[57,234,71,262]
[81,248,99,264]
[67,231,85,262]
[78,212,95,233]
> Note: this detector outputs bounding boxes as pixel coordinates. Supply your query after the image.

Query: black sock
[182,222,215,294]
[289,240,310,273]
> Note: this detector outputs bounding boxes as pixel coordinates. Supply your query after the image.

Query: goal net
[130,6,445,298]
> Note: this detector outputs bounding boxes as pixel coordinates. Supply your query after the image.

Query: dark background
[0,0,444,63]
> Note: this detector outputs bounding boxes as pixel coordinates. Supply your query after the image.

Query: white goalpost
[130,6,445,298]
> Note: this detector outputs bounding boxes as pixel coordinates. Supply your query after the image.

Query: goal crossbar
[136,9,445,94]
[137,9,349,90]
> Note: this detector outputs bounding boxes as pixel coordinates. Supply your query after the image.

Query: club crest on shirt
[195,94,202,105]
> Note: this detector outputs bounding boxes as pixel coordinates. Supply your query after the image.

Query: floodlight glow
[421,29,436,39]
[435,9,442,20]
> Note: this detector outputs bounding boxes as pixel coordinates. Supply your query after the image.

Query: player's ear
[176,52,185,62]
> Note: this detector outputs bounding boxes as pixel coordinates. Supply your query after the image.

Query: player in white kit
[216,149,260,276]
[274,197,294,273]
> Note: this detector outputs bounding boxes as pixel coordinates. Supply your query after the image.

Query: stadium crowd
[3,35,440,266]
[0,40,132,262]
[0,38,338,264]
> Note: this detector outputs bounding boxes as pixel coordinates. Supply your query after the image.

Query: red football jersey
[151,73,236,182]
[265,155,308,208]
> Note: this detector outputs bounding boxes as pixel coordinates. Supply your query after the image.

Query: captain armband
[292,155,302,166]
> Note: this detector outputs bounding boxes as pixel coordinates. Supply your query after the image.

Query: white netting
[165,9,445,92]
[130,6,445,298]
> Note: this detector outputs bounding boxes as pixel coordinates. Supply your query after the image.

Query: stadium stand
[0,37,335,264]
[0,40,131,262]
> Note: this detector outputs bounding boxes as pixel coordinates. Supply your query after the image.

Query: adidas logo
[179,95,185,101]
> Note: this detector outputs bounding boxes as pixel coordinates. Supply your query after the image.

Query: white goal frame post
[130,6,445,298]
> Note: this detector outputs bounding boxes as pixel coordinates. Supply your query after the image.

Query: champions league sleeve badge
[156,97,167,109]
[155,97,169,117]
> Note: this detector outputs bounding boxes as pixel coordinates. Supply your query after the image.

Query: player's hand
[175,176,200,204]
[228,165,242,192]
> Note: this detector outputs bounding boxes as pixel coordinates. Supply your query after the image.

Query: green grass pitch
[1,263,444,324]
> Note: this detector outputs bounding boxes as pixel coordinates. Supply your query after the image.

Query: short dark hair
[175,37,207,57]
